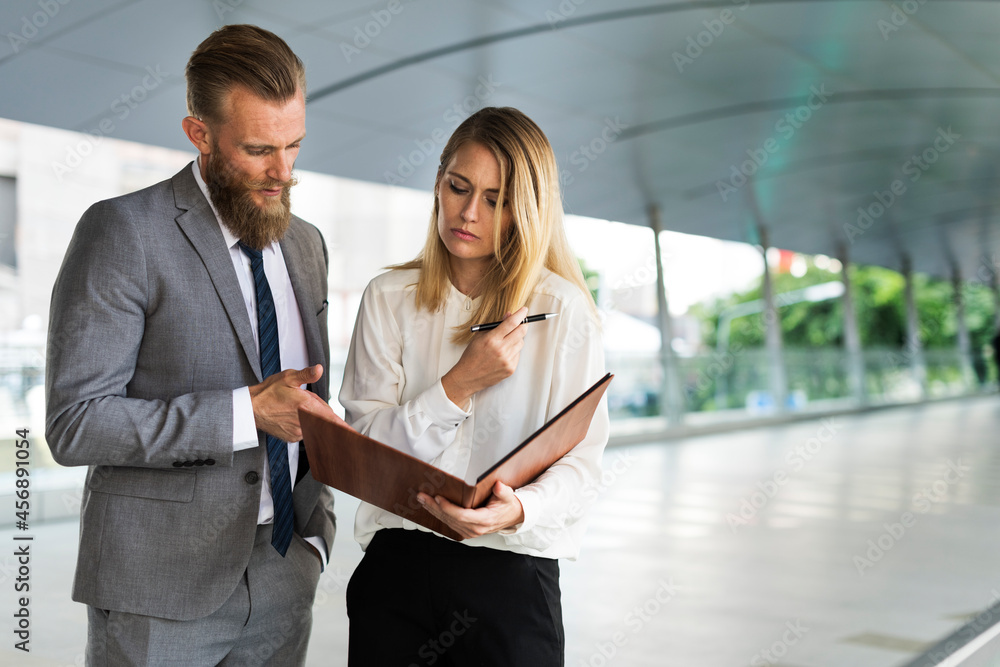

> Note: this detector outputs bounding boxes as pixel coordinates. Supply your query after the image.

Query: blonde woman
[340,106,609,665]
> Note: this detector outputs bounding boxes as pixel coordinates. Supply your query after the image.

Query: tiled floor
[3,396,1000,666]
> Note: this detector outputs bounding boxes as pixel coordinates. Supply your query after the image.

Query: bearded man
[45,24,343,666]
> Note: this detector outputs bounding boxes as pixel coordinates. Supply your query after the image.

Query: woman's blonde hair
[393,106,594,344]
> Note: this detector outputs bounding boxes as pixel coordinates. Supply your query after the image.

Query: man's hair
[185,24,305,124]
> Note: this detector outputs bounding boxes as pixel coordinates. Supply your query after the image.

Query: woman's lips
[451,228,478,241]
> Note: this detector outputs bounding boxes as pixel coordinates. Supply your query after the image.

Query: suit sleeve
[44,201,234,469]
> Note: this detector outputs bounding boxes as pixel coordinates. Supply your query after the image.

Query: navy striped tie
[239,242,294,557]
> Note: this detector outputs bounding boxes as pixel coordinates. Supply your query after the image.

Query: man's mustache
[241,176,298,191]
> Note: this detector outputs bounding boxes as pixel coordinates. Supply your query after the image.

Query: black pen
[470,313,559,332]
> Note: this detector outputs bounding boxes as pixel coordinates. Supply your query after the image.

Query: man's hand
[249,364,332,442]
[416,480,525,540]
[441,307,528,408]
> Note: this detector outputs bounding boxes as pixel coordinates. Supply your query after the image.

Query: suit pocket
[87,466,196,502]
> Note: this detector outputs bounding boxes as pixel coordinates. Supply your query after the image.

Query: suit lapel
[171,164,262,381]
[280,223,324,369]
[281,223,326,479]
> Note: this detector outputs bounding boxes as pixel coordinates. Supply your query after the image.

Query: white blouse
[339,267,610,560]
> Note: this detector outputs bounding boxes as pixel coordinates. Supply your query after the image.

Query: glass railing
[605,346,990,422]
[2,344,991,472]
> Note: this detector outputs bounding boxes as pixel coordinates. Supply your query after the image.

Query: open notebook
[300,373,613,541]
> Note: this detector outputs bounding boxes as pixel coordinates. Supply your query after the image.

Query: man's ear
[182,116,212,155]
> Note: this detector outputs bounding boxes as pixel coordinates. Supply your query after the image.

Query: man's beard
[204,146,297,250]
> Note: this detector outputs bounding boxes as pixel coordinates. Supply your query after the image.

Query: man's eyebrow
[240,135,306,150]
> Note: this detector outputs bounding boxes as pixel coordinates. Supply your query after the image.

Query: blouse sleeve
[339,280,470,462]
[501,290,610,552]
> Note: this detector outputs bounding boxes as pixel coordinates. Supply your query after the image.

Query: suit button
[182,461,194,467]
[172,462,183,468]
[194,459,204,466]
[245,471,260,484]
[205,459,216,466]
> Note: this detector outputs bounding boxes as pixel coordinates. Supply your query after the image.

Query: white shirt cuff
[420,379,472,429]
[502,487,541,536]
[232,387,258,452]
[303,535,328,571]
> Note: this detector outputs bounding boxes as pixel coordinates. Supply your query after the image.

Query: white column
[837,243,865,403]
[901,256,927,397]
[952,265,976,388]
[991,262,1000,331]
[758,225,787,412]
[649,205,684,424]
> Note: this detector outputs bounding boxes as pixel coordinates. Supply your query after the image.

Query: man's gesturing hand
[249,364,331,442]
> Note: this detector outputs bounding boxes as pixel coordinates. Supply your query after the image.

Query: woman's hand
[417,480,525,540]
[441,307,528,408]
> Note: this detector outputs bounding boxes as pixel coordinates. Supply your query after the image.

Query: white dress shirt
[192,161,326,564]
[340,267,610,560]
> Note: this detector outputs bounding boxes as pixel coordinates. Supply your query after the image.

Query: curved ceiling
[1,0,998,281]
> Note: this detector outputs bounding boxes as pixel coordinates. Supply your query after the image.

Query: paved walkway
[2,396,999,666]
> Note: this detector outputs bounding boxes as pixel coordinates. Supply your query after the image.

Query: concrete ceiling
[2,0,999,282]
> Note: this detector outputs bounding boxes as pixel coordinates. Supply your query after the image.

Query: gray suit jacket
[45,163,336,621]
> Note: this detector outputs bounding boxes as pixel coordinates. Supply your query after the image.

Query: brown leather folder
[300,372,613,541]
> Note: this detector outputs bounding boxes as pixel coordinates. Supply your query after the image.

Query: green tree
[688,259,998,409]
[694,262,995,351]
